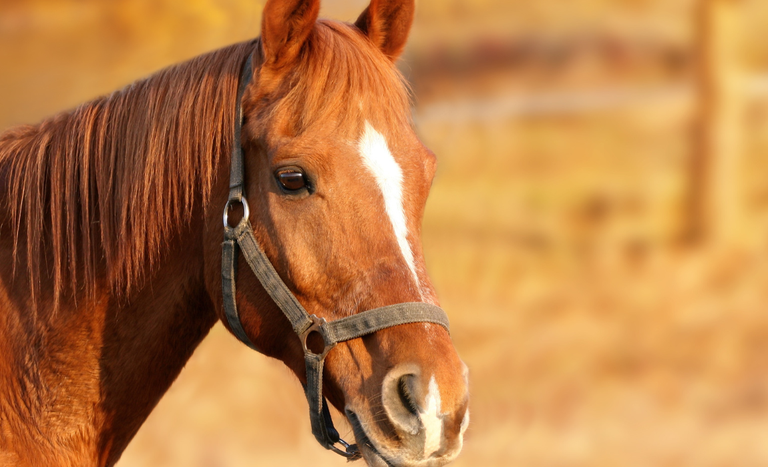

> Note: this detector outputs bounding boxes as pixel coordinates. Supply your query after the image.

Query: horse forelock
[0,41,256,310]
[255,20,413,138]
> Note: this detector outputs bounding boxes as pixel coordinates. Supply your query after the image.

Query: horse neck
[0,154,219,467]
[95,226,219,465]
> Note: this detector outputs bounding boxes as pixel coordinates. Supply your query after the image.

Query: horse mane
[0,41,255,310]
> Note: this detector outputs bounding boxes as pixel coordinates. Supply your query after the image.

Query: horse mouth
[346,410,394,467]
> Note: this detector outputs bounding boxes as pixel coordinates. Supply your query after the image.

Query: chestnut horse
[0,1,469,466]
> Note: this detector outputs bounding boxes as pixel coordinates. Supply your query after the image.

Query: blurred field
[3,1,768,466]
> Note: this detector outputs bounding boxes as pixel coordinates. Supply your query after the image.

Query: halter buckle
[300,315,336,359]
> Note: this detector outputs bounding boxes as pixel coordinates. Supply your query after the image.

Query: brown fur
[0,1,468,466]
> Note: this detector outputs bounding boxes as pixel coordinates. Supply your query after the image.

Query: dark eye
[275,168,307,192]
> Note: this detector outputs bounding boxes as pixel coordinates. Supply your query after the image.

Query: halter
[221,53,450,459]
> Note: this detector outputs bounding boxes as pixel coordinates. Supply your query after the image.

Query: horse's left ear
[261,0,320,70]
[355,0,415,61]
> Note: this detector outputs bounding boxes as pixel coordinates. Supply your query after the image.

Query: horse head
[203,1,470,465]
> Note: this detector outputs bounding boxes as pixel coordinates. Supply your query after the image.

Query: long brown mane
[0,41,254,310]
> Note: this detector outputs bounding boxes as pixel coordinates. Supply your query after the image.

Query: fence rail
[415,73,768,122]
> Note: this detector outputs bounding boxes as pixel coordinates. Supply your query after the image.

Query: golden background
[3,0,768,466]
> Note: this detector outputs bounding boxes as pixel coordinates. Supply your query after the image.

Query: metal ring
[223,197,250,230]
[329,439,361,459]
[300,315,336,359]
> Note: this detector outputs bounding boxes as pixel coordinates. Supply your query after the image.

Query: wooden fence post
[691,0,746,246]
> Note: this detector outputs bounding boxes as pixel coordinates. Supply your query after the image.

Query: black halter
[221,53,450,459]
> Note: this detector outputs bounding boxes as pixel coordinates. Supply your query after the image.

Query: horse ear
[261,0,320,70]
[355,0,415,61]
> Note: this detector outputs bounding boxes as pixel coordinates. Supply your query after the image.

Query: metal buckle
[300,314,336,359]
[329,438,362,460]
[223,197,250,230]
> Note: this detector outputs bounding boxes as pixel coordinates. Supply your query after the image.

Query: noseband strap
[222,53,450,459]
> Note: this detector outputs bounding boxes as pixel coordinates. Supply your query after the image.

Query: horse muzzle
[345,363,470,467]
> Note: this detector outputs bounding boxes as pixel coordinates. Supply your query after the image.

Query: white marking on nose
[421,376,444,457]
[460,409,470,436]
[358,121,419,286]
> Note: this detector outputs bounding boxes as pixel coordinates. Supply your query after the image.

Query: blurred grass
[3,1,768,466]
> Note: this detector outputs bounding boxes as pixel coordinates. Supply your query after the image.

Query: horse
[0,0,469,466]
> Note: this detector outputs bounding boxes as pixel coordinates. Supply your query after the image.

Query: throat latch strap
[221,52,451,460]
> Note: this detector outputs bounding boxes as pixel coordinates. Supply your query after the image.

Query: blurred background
[3,0,768,465]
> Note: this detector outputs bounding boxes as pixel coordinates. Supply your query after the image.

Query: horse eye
[276,169,307,192]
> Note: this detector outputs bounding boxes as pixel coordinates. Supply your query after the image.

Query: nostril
[382,366,422,436]
[397,375,420,416]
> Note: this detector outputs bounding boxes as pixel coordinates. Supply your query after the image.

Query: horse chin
[346,409,460,467]
[346,410,392,467]
[345,409,388,467]
[360,446,394,467]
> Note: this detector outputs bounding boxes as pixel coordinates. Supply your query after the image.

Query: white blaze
[358,121,419,286]
[421,375,444,457]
